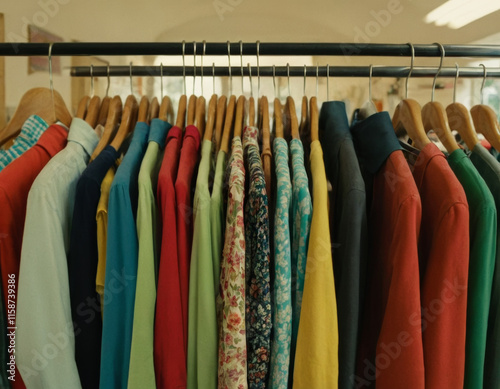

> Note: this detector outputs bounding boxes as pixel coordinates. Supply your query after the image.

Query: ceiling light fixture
[424,0,500,29]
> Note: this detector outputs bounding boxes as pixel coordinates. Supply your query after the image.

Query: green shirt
[469,144,500,388]
[447,148,497,389]
[128,119,170,389]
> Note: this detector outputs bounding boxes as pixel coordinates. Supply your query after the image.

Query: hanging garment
[96,163,118,311]
[188,139,218,389]
[243,126,272,388]
[468,144,500,388]
[318,101,367,389]
[68,141,118,389]
[100,121,150,389]
[155,125,183,389]
[351,111,425,389]
[16,118,98,389]
[293,139,339,388]
[404,142,469,389]
[288,137,312,386]
[128,118,170,389]
[446,148,496,389]
[218,136,247,389]
[269,137,292,389]
[0,115,48,171]
[0,123,68,389]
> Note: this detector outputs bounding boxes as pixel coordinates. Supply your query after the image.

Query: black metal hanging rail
[3,42,500,57]
[70,65,500,78]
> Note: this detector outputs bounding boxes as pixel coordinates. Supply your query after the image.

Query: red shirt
[0,124,68,389]
[351,112,425,389]
[409,143,469,389]
[155,126,183,389]
[175,125,201,352]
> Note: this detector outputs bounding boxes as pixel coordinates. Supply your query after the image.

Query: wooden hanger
[259,96,271,149]
[187,95,197,127]
[85,96,101,129]
[286,96,299,140]
[204,94,218,142]
[214,95,227,153]
[310,96,319,142]
[195,96,206,137]
[110,95,138,151]
[159,96,174,123]
[392,99,430,150]
[137,96,150,123]
[76,95,90,119]
[471,104,500,151]
[220,95,236,154]
[299,95,308,137]
[274,98,283,139]
[149,97,159,120]
[422,101,459,153]
[249,97,255,127]
[176,95,187,129]
[90,95,122,160]
[97,96,111,127]
[233,95,246,138]
[446,102,479,151]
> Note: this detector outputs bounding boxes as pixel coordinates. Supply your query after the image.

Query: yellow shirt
[293,140,339,388]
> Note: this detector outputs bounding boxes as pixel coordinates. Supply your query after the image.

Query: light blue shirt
[0,115,48,171]
[100,122,150,389]
[16,118,98,389]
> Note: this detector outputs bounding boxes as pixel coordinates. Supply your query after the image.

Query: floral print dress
[218,136,248,389]
[243,127,272,388]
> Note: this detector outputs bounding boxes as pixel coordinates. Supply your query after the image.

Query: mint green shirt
[128,119,170,388]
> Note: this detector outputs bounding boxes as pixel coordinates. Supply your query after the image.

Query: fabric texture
[218,136,247,388]
[0,124,68,389]
[99,122,150,389]
[0,115,48,171]
[269,137,292,389]
[128,119,170,389]
[243,126,272,388]
[293,140,339,388]
[468,143,500,388]
[351,112,425,389]
[319,102,367,389]
[154,126,184,389]
[68,144,119,389]
[16,118,98,389]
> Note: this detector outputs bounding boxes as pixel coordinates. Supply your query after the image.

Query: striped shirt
[0,115,49,171]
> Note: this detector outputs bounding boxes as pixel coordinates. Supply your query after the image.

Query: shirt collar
[149,118,171,149]
[243,126,259,149]
[17,115,49,143]
[67,118,99,157]
[319,101,350,140]
[412,142,443,188]
[36,124,68,156]
[350,111,402,174]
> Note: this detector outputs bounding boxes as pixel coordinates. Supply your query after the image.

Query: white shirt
[16,118,99,389]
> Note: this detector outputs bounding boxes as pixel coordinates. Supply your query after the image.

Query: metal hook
[201,40,206,96]
[90,64,94,98]
[273,65,276,99]
[303,65,307,96]
[193,41,196,96]
[248,63,253,98]
[316,63,319,98]
[369,64,373,103]
[327,64,330,101]
[287,63,291,96]
[480,63,487,105]
[129,62,133,95]
[240,40,244,95]
[182,40,186,95]
[256,41,260,97]
[105,64,110,97]
[212,62,216,95]
[431,42,445,102]
[227,41,232,96]
[160,63,164,100]
[48,42,54,95]
[453,63,459,103]
[405,43,415,99]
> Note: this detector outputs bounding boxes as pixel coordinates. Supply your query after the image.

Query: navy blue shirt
[68,145,119,389]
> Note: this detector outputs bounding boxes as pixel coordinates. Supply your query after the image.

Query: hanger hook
[431,42,445,102]
[453,63,459,103]
[248,63,253,98]
[129,61,133,95]
[327,64,330,101]
[48,42,54,94]
[369,64,374,104]
[90,64,94,98]
[480,63,487,105]
[287,63,291,97]
[193,41,196,95]
[212,62,216,95]
[405,42,415,99]
[160,63,164,100]
[316,63,319,98]
[303,65,307,96]
[201,40,206,96]
[182,40,186,95]
[273,65,276,99]
[227,41,232,96]
[256,41,260,98]
[105,64,110,97]
[240,40,244,95]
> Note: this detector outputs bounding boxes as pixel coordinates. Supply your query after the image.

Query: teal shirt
[447,149,497,389]
[128,119,170,389]
[100,122,150,389]
[469,144,500,388]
